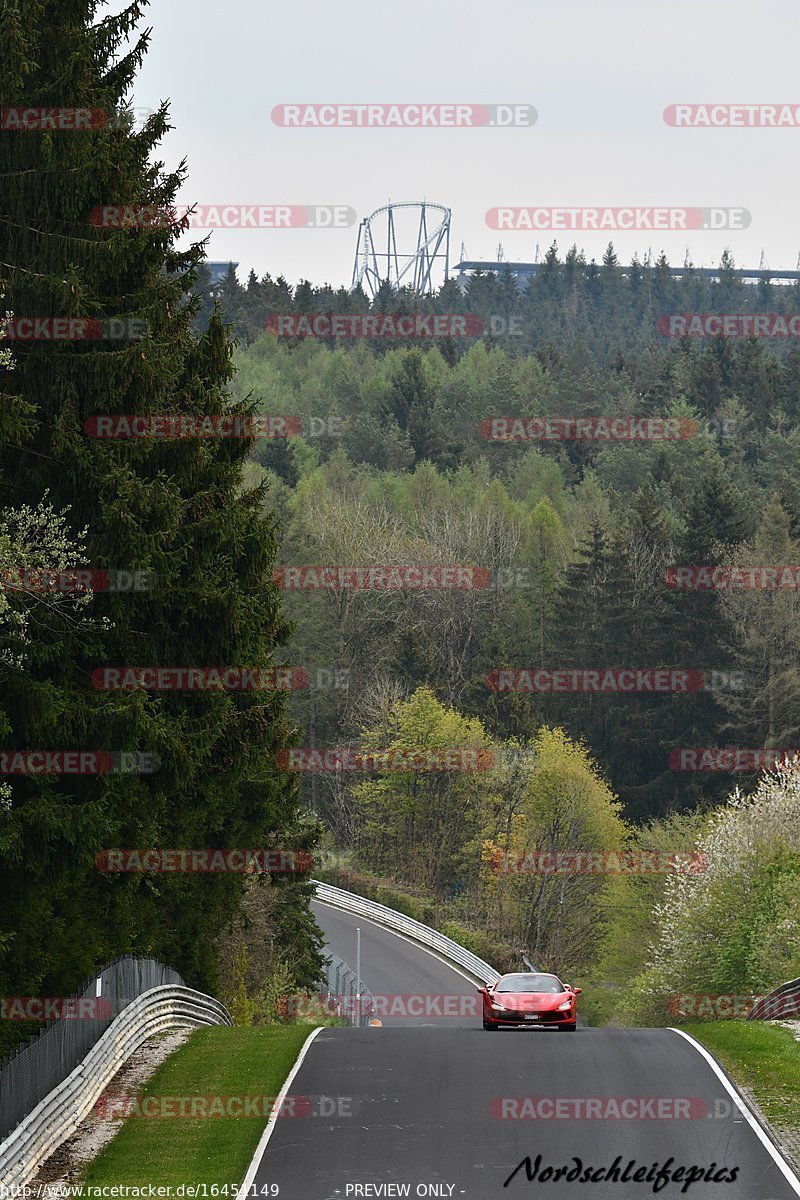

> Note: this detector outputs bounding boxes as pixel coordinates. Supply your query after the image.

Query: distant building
[452,259,800,293]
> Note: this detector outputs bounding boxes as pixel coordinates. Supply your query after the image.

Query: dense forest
[192,259,800,1021]
[204,266,800,824]
[200,245,800,366]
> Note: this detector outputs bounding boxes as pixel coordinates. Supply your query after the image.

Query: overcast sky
[118,0,800,289]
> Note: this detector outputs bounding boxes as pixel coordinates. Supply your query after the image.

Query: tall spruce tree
[717,495,800,752]
[550,523,618,764]
[0,0,322,996]
[660,461,750,811]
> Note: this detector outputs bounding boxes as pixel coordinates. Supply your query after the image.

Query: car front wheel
[483,1020,498,1030]
[558,1022,576,1031]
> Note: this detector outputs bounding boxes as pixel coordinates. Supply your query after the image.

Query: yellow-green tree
[476,727,628,976]
[351,686,492,893]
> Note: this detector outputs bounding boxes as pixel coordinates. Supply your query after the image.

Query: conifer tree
[0,0,322,994]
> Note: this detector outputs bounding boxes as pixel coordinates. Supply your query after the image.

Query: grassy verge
[82,1024,314,1187]
[677,1020,800,1134]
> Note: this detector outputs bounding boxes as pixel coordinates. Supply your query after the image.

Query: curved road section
[311,898,480,1027]
[250,897,800,1199]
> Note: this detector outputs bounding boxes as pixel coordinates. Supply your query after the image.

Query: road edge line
[668,1027,800,1195]
[239,1025,325,1193]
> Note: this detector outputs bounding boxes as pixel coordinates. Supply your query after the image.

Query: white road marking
[669,1027,800,1196]
[239,1025,325,1193]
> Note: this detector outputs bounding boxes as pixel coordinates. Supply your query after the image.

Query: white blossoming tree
[0,301,103,810]
[0,500,104,814]
[619,763,800,1024]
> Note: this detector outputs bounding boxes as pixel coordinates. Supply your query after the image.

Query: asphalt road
[310,899,480,1026]
[251,899,800,1200]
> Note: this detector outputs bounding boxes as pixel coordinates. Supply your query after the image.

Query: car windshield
[495,974,564,993]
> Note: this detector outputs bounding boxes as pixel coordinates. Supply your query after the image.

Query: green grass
[82,1025,315,1187]
[678,1020,800,1133]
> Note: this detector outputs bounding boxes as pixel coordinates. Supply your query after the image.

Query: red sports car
[478,972,582,1031]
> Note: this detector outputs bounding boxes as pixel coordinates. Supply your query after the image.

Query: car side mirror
[573,987,582,995]
[477,986,487,993]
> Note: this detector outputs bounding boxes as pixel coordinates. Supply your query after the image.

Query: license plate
[524,1014,538,1020]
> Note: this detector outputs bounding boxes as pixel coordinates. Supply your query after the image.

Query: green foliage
[6,2,799,1028]
[165,245,800,1025]
[326,687,628,979]
[223,301,800,820]
[223,945,296,1027]
[374,887,435,924]
[618,766,800,1025]
[437,920,518,974]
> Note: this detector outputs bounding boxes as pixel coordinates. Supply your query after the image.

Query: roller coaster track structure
[351,202,451,298]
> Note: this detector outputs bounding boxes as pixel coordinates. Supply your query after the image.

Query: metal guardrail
[319,952,374,1027]
[0,985,231,1188]
[312,880,501,986]
[748,978,800,1021]
[0,954,185,1142]
[2,885,497,1184]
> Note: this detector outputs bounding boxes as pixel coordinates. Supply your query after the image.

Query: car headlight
[491,1000,506,1011]
[558,999,573,1011]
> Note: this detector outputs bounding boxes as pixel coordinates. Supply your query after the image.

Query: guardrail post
[356,927,362,1026]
